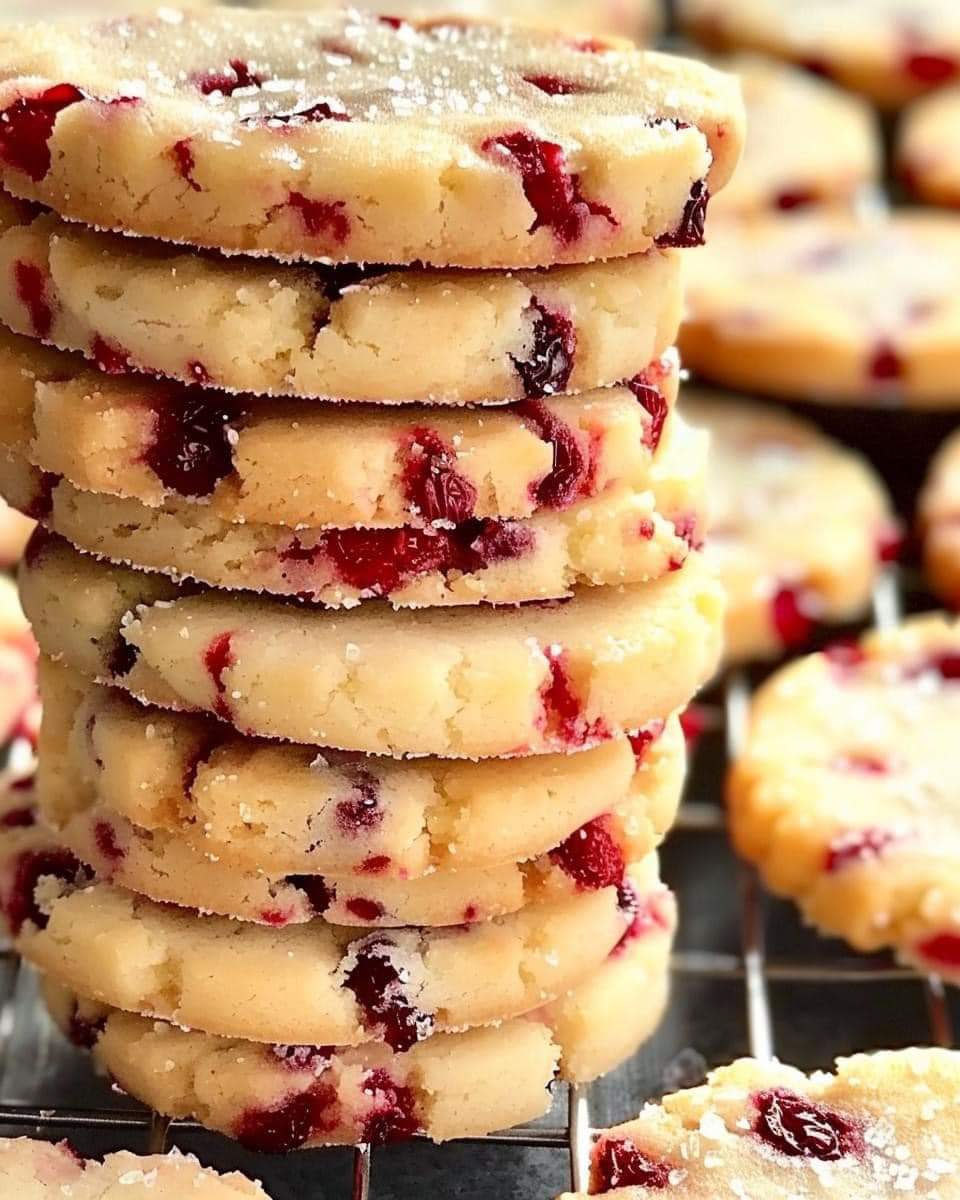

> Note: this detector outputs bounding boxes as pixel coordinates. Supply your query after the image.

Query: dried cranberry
[753,1088,863,1160]
[655,180,709,249]
[360,1069,421,1144]
[771,585,815,648]
[24,470,60,521]
[540,646,608,747]
[193,60,266,97]
[627,719,665,764]
[0,83,85,180]
[358,855,391,875]
[142,390,238,498]
[288,875,334,918]
[336,771,383,834]
[775,188,816,211]
[517,400,589,509]
[830,753,890,775]
[825,827,900,873]
[203,632,235,722]
[869,340,904,382]
[170,138,201,192]
[378,15,405,28]
[4,847,80,935]
[91,335,132,376]
[625,375,668,452]
[902,52,958,86]
[916,932,960,968]
[0,806,35,829]
[68,1007,106,1049]
[523,75,588,96]
[482,130,616,246]
[235,1081,337,1153]
[343,936,434,1052]
[679,705,709,747]
[13,260,53,339]
[93,820,125,867]
[398,428,477,525]
[107,636,139,680]
[346,896,385,922]
[286,192,350,244]
[592,1136,672,1189]
[549,815,625,890]
[512,301,576,398]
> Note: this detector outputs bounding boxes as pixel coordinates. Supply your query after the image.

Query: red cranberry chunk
[360,1069,421,1144]
[655,180,709,249]
[91,335,133,376]
[5,848,80,935]
[203,632,235,722]
[288,874,335,917]
[916,931,960,969]
[775,187,817,211]
[235,1081,337,1153]
[512,301,576,399]
[903,52,958,86]
[399,428,477,525]
[142,390,239,498]
[593,1136,672,1189]
[336,771,383,835]
[523,74,589,96]
[825,827,899,873]
[287,192,350,244]
[830,753,890,776]
[869,340,904,382]
[626,375,668,452]
[346,896,385,922]
[0,806,36,829]
[772,585,815,648]
[170,138,201,193]
[0,83,85,180]
[627,718,666,764]
[378,15,405,29]
[549,815,625,890]
[193,60,266,97]
[13,260,53,339]
[753,1088,863,1160]
[517,400,590,509]
[540,647,609,747]
[93,820,125,867]
[343,936,434,1052]
[483,130,616,246]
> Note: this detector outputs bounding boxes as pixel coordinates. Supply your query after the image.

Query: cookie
[0,573,39,748]
[898,84,960,209]
[0,419,707,607]
[684,392,896,664]
[0,10,743,267]
[711,57,880,219]
[41,658,685,881]
[0,1138,271,1200]
[560,1049,960,1198]
[730,614,960,980]
[20,535,723,758]
[0,326,681,529]
[679,0,960,110]
[919,429,960,607]
[0,194,683,405]
[681,212,960,406]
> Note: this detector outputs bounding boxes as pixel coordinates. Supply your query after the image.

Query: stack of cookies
[0,8,742,1149]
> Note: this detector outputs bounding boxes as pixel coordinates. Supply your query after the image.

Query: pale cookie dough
[919,429,960,607]
[560,1050,960,1197]
[898,84,960,209]
[684,392,896,665]
[710,57,880,220]
[0,420,707,607]
[41,657,685,881]
[730,614,960,980]
[0,1138,272,1200]
[681,212,960,406]
[0,326,682,528]
[0,10,744,267]
[20,535,724,758]
[0,193,683,404]
[679,0,960,110]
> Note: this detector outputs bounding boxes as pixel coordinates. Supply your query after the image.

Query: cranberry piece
[287,875,334,918]
[24,470,60,521]
[916,931,960,968]
[170,138,201,192]
[627,718,665,764]
[358,855,391,875]
[612,886,671,956]
[869,339,904,382]
[549,815,625,890]
[462,904,479,923]
[193,60,266,97]
[517,400,589,509]
[903,52,958,86]
[830,753,890,775]
[188,362,212,386]
[775,187,816,211]
[482,130,616,246]
[655,180,709,249]
[346,897,385,922]
[13,260,53,339]
[378,15,405,29]
[512,301,576,399]
[824,640,867,674]
[0,83,85,180]
[678,705,709,747]
[0,806,36,828]
[825,827,900,873]
[399,428,477,525]
[343,936,434,1052]
[259,907,296,928]
[626,375,668,452]
[68,1007,106,1049]
[203,632,235,722]
[636,518,655,540]
[93,820,124,867]
[753,1088,863,1160]
[593,1136,672,1189]
[523,75,588,96]
[107,635,139,680]
[540,646,607,747]
[360,1069,421,1145]
[91,335,132,376]
[4,847,80,934]
[270,1044,333,1071]
[336,771,383,835]
[286,192,350,244]
[242,101,350,127]
[771,585,815,648]
[235,1081,337,1153]
[142,390,238,499]
[876,522,904,563]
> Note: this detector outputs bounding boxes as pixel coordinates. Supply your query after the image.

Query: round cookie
[0,421,707,608]
[684,392,896,665]
[730,614,960,980]
[710,57,880,219]
[680,212,960,406]
[0,326,681,530]
[0,10,744,267]
[20,534,724,758]
[0,193,683,405]
[898,84,960,209]
[919,429,960,607]
[563,1050,960,1197]
[679,0,960,110]
[0,1139,272,1200]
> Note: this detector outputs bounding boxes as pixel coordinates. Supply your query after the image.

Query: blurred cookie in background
[919,427,960,607]
[0,574,37,753]
[678,0,960,110]
[2,0,216,16]
[684,392,897,664]
[899,84,960,208]
[0,498,32,570]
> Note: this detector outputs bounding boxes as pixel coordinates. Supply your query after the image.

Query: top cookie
[0,9,744,267]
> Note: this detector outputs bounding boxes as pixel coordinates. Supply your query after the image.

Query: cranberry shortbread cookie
[679,0,960,110]
[681,212,960,406]
[919,429,960,607]
[561,1050,960,1197]
[899,84,960,209]
[685,392,895,664]
[0,10,744,267]
[20,534,723,757]
[0,194,682,404]
[730,615,960,980]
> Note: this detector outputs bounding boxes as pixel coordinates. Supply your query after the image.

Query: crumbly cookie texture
[0,194,683,404]
[0,325,681,529]
[41,657,685,881]
[0,10,743,267]
[0,418,707,608]
[679,0,960,109]
[559,1050,960,1197]
[919,429,960,607]
[681,212,960,406]
[20,534,723,757]
[0,1138,272,1200]
[42,910,672,1148]
[899,84,960,209]
[685,391,895,665]
[710,56,880,219]
[729,614,960,979]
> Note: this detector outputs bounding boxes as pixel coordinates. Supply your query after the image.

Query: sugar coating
[898,84,960,209]
[919,428,960,607]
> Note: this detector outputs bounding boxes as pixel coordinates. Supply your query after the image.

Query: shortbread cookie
[0,422,707,607]
[684,392,895,664]
[21,535,723,757]
[0,195,683,404]
[0,10,744,268]
[561,1050,960,1198]
[730,615,960,979]
[0,573,38,748]
[919,429,960,607]
[898,84,960,209]
[0,1138,271,1200]
[42,658,685,880]
[0,327,681,529]
[681,212,960,406]
[679,0,960,110]
[711,57,880,219]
